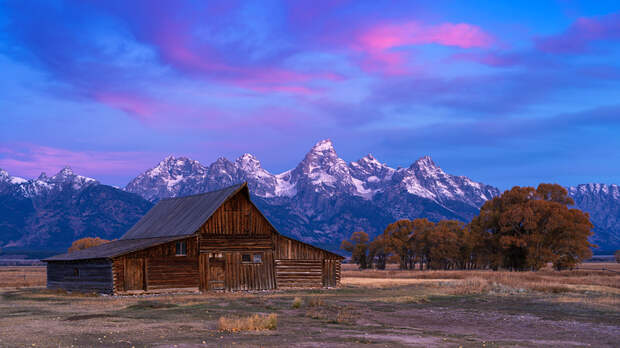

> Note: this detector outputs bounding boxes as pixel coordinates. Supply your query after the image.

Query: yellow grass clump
[291,297,302,308]
[218,313,277,332]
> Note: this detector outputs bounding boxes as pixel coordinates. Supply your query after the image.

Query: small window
[253,254,262,263]
[241,254,251,262]
[176,240,187,256]
[73,268,79,277]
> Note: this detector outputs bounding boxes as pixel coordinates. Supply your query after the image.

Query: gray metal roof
[44,236,184,261]
[120,183,246,240]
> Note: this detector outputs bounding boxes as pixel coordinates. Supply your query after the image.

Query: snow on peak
[57,166,74,177]
[414,155,437,168]
[236,153,261,170]
[311,139,335,153]
[0,169,8,182]
[10,176,27,184]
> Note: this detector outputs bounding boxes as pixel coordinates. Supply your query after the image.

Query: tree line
[341,184,595,271]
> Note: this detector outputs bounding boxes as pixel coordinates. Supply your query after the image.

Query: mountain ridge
[1,139,619,252]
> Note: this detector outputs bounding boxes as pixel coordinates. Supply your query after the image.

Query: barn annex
[44,183,343,294]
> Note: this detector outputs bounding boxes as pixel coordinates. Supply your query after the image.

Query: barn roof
[120,183,246,240]
[44,236,184,261]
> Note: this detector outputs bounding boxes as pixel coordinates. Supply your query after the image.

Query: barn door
[208,254,225,290]
[124,258,145,291]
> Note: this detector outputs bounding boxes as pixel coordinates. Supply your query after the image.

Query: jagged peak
[213,156,233,164]
[236,153,262,170]
[237,153,259,163]
[0,168,8,179]
[412,155,439,170]
[55,166,74,177]
[310,139,336,153]
[38,172,48,180]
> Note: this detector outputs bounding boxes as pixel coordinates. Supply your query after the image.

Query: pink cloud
[535,12,620,54]
[0,144,159,180]
[353,21,494,74]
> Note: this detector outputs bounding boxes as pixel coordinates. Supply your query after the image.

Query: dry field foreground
[0,265,619,347]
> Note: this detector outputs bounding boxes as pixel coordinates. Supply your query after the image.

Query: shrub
[306,297,324,307]
[292,297,302,308]
[218,313,277,332]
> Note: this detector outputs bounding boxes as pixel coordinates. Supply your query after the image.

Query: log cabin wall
[47,259,114,294]
[112,237,199,292]
[273,234,343,288]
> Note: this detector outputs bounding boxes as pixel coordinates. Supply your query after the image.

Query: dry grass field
[0,266,46,288]
[0,264,619,347]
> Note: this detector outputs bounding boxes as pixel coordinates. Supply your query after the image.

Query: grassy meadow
[0,263,619,347]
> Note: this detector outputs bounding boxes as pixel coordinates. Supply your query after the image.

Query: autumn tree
[384,220,415,269]
[470,184,594,271]
[410,218,435,270]
[68,237,110,253]
[340,231,370,269]
[368,233,389,269]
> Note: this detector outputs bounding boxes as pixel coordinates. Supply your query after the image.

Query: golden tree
[384,219,415,269]
[340,231,370,269]
[470,184,593,271]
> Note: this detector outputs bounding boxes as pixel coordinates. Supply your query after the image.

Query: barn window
[176,240,187,256]
[73,268,79,278]
[253,254,262,263]
[241,254,251,262]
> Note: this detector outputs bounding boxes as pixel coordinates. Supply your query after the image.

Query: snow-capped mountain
[124,139,501,248]
[568,183,620,252]
[3,140,619,252]
[126,139,498,205]
[0,167,151,249]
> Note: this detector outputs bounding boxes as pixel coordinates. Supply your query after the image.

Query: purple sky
[1,0,620,189]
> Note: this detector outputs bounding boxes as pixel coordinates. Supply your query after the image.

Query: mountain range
[1,139,619,253]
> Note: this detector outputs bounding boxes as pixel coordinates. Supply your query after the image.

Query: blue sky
[1,0,620,189]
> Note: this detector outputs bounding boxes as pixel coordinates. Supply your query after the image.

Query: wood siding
[275,260,323,288]
[322,259,341,287]
[274,234,340,260]
[224,251,276,290]
[200,192,274,237]
[47,260,113,294]
[113,237,199,292]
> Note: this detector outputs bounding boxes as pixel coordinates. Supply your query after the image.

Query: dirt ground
[0,265,619,347]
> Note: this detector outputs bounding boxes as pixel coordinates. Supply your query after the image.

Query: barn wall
[200,191,274,237]
[275,259,323,288]
[222,251,276,291]
[273,234,340,260]
[47,259,113,294]
[113,237,199,292]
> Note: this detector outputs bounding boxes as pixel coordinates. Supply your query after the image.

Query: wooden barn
[44,183,343,294]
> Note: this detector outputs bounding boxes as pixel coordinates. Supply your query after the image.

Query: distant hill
[0,167,152,250]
